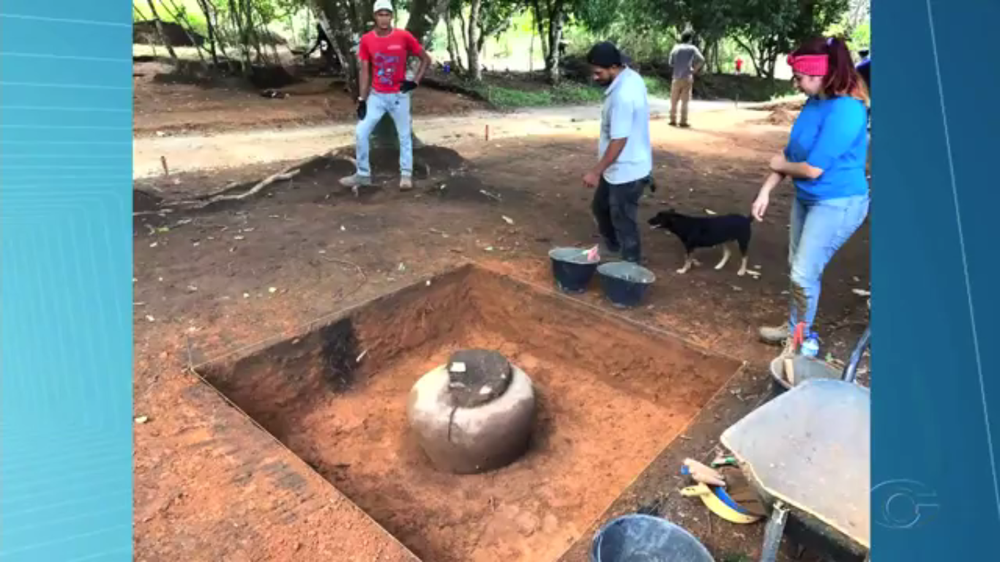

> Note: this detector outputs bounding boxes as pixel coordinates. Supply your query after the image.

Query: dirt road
[133,99,741,179]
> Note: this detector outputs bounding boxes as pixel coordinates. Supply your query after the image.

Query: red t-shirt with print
[359,29,423,94]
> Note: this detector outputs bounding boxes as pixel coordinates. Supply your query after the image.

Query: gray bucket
[596,262,656,308]
[770,355,844,391]
[590,514,715,562]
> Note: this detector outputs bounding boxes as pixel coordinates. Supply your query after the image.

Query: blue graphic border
[1,3,133,561]
[873,0,1000,559]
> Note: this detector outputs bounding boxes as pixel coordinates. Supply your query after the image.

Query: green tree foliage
[444,0,521,80]
[733,0,848,78]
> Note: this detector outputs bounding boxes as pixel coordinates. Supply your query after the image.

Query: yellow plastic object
[680,483,763,525]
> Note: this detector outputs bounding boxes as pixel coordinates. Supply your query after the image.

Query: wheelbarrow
[720,325,871,562]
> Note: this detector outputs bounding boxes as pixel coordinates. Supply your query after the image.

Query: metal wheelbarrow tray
[720,328,871,561]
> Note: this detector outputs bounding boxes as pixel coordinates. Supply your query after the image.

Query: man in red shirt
[339,0,432,192]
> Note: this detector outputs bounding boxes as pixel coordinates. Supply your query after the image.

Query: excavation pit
[200,264,741,562]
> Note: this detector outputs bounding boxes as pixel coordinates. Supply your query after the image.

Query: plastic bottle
[800,333,820,358]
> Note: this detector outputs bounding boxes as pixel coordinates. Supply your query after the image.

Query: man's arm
[692,47,705,73]
[414,50,432,84]
[587,96,634,181]
[592,138,628,176]
[359,60,371,100]
[357,36,371,100]
[403,31,433,84]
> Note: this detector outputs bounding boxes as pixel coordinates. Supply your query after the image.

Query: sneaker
[399,176,413,191]
[339,174,372,188]
[679,122,691,129]
[759,323,790,345]
[669,120,678,127]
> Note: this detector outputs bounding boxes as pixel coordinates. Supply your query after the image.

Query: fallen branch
[210,169,300,202]
[132,151,332,216]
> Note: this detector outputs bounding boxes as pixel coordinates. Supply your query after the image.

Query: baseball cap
[373,0,393,13]
[586,41,631,68]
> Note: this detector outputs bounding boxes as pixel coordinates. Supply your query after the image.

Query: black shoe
[679,122,691,129]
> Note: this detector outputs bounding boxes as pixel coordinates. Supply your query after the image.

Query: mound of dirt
[758,108,798,126]
[134,20,205,47]
[755,99,806,112]
[331,145,468,180]
[149,60,301,90]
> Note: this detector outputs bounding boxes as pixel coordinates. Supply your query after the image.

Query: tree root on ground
[133,152,331,215]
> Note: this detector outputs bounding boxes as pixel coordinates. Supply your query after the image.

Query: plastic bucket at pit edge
[597,261,656,308]
[590,514,715,562]
[549,247,599,294]
[769,355,844,393]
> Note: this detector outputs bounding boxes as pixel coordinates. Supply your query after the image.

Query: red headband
[787,54,828,76]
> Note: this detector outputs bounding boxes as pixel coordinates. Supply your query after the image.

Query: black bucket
[597,262,656,308]
[549,247,600,294]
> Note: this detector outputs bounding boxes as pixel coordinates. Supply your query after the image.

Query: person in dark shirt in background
[668,31,705,128]
[855,49,871,92]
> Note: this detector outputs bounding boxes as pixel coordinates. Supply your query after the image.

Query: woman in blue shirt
[753,37,871,346]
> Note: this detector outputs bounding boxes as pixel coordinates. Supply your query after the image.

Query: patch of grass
[642,75,671,98]
[720,554,753,562]
[474,82,604,109]
[694,73,798,102]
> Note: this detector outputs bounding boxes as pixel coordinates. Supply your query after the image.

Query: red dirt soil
[199,267,740,562]
[133,114,870,561]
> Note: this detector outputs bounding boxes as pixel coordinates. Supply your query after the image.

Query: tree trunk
[163,0,208,68]
[445,10,465,74]
[545,5,565,85]
[242,0,264,63]
[405,0,450,46]
[466,0,483,82]
[227,0,253,76]
[196,0,220,67]
[733,36,766,79]
[308,0,358,96]
[144,0,180,63]
[530,1,548,63]
[528,24,535,72]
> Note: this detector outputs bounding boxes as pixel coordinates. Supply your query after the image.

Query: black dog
[648,209,752,275]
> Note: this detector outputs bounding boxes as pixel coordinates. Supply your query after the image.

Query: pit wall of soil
[201,265,476,435]
[199,263,743,561]
[201,264,738,437]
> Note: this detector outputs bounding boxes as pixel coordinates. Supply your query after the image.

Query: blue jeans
[787,194,870,333]
[355,91,413,177]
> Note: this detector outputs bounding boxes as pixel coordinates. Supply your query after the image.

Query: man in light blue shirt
[583,42,653,263]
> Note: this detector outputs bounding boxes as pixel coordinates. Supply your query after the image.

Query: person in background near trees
[668,30,705,128]
[753,37,871,347]
[339,0,432,192]
[303,24,338,72]
[856,49,871,92]
[583,42,653,264]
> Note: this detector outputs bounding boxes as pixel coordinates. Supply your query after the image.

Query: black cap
[587,41,631,68]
